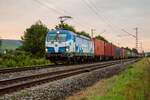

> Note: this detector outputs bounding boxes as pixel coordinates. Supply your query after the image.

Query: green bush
[0,51,51,68]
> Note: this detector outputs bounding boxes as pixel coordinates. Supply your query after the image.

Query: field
[67,58,150,100]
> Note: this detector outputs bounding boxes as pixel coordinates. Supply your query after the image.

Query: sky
[0,0,150,52]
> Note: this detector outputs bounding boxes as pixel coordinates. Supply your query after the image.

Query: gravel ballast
[0,60,137,100]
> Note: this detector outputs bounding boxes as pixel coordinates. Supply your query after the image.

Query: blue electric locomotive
[45,29,94,62]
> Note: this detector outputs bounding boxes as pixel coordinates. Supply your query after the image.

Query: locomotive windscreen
[47,31,67,42]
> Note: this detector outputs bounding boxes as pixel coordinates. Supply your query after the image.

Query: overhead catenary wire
[87,0,128,31]
[47,0,93,30]
[84,0,133,44]
[82,0,119,33]
[81,0,122,44]
[33,0,110,37]
[86,0,117,28]
[121,28,139,51]
[33,0,90,30]
[121,29,136,38]
[33,0,64,15]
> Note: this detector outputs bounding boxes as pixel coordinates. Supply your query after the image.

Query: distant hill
[145,52,150,57]
[0,39,22,50]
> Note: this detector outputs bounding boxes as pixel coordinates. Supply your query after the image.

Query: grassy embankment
[67,58,150,100]
[0,51,51,68]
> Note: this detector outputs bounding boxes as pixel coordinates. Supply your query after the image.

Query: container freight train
[45,29,138,63]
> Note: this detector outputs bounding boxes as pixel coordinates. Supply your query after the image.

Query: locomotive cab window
[47,31,72,42]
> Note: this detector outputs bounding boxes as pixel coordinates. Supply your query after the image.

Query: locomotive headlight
[66,48,69,52]
[45,48,48,52]
[66,47,70,52]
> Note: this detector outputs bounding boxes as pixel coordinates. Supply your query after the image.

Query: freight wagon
[111,44,116,59]
[115,47,121,59]
[120,47,126,59]
[93,38,105,61]
[104,42,112,60]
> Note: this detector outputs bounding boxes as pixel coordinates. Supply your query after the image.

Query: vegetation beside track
[67,58,150,100]
[0,51,51,68]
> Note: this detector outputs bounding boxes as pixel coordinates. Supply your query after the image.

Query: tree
[55,23,76,32]
[0,37,1,48]
[95,35,109,43]
[132,48,138,54]
[125,47,132,51]
[21,20,48,57]
[77,31,91,38]
[55,23,92,38]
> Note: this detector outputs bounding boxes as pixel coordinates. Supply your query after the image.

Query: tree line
[19,20,138,57]
[19,20,109,57]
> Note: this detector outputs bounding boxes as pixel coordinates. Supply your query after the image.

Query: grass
[67,58,150,100]
[0,51,51,68]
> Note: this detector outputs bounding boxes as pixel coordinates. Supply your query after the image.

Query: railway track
[0,64,52,74]
[0,59,138,96]
[0,59,128,74]
[0,64,67,74]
